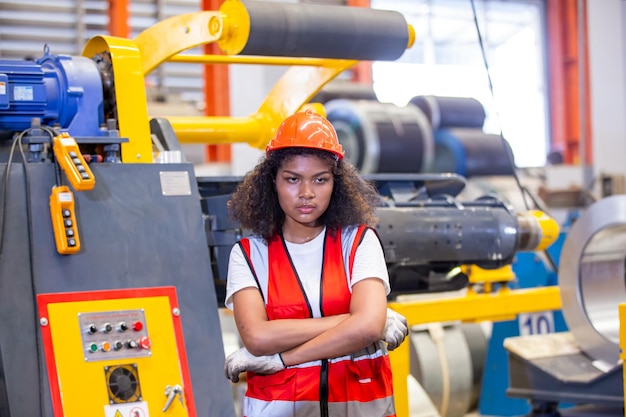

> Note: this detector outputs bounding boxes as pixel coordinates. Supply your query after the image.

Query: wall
[588,0,626,180]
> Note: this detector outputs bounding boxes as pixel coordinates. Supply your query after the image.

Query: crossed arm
[232,277,388,366]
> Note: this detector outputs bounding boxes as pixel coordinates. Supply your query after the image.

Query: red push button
[132,321,143,331]
[139,336,151,350]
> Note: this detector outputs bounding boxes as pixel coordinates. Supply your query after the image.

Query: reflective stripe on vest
[238,226,396,417]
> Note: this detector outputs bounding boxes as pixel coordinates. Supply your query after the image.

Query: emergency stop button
[139,336,151,350]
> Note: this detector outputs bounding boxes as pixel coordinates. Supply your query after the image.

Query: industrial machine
[0,2,567,417]
[0,2,415,416]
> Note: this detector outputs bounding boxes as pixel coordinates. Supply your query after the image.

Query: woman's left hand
[383,308,409,351]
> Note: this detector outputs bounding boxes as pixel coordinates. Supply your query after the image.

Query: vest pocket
[337,347,393,402]
[346,356,376,383]
[246,368,297,400]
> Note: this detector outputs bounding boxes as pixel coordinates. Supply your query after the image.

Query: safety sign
[104,401,149,417]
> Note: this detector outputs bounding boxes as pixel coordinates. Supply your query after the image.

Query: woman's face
[275,154,334,230]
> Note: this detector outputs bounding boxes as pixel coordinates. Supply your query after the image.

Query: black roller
[325,99,433,174]
[432,129,515,177]
[410,96,486,129]
[310,81,378,104]
[240,0,409,60]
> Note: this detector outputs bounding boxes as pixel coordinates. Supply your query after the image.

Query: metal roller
[410,95,487,129]
[559,195,626,368]
[325,99,434,174]
[225,0,411,60]
[310,81,378,104]
[376,202,553,270]
[431,129,515,177]
[407,95,514,177]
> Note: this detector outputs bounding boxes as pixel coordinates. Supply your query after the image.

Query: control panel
[79,309,151,361]
[37,287,196,417]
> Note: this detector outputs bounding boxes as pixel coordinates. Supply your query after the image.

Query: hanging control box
[49,185,80,255]
[52,132,95,191]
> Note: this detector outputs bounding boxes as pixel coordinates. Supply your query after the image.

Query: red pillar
[108,0,129,38]
[203,0,232,163]
[546,0,592,164]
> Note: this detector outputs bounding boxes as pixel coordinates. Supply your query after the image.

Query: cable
[469,0,531,212]
[0,129,32,261]
[0,126,60,260]
[18,128,56,417]
[0,126,56,417]
[469,0,559,273]
[0,341,10,417]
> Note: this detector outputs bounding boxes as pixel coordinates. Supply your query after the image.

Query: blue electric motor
[0,48,106,138]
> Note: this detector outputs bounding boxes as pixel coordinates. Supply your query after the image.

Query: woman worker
[223,110,408,417]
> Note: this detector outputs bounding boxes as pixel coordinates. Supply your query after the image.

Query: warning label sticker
[104,401,149,417]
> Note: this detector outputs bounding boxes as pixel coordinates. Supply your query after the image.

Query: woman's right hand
[224,347,285,383]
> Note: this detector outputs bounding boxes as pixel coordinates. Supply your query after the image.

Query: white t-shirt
[224,227,390,317]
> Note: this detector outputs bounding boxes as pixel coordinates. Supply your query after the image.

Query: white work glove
[384,308,409,351]
[224,347,285,383]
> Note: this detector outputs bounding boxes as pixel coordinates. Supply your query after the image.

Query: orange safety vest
[237,226,396,417]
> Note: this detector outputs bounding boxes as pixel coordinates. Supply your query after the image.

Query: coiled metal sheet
[432,129,515,177]
[559,195,626,368]
[410,95,486,130]
[325,99,433,174]
[410,323,487,417]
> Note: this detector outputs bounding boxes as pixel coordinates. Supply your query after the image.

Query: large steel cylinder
[376,202,548,270]
[231,0,410,60]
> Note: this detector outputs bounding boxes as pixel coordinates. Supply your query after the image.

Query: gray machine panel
[0,162,235,417]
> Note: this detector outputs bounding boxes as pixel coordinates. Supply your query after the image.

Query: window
[371,0,548,167]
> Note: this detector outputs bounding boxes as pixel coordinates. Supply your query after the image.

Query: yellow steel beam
[387,286,562,325]
[168,54,345,67]
[618,304,626,416]
[253,61,358,149]
[389,336,411,417]
[168,61,357,149]
[164,116,262,145]
[388,286,562,417]
[133,11,223,75]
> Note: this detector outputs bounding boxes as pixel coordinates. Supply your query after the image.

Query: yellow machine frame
[388,276,562,417]
[618,304,626,416]
[81,0,415,163]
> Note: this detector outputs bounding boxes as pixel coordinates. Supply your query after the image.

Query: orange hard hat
[266,110,344,160]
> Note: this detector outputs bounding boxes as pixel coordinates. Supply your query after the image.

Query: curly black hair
[228,148,381,241]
